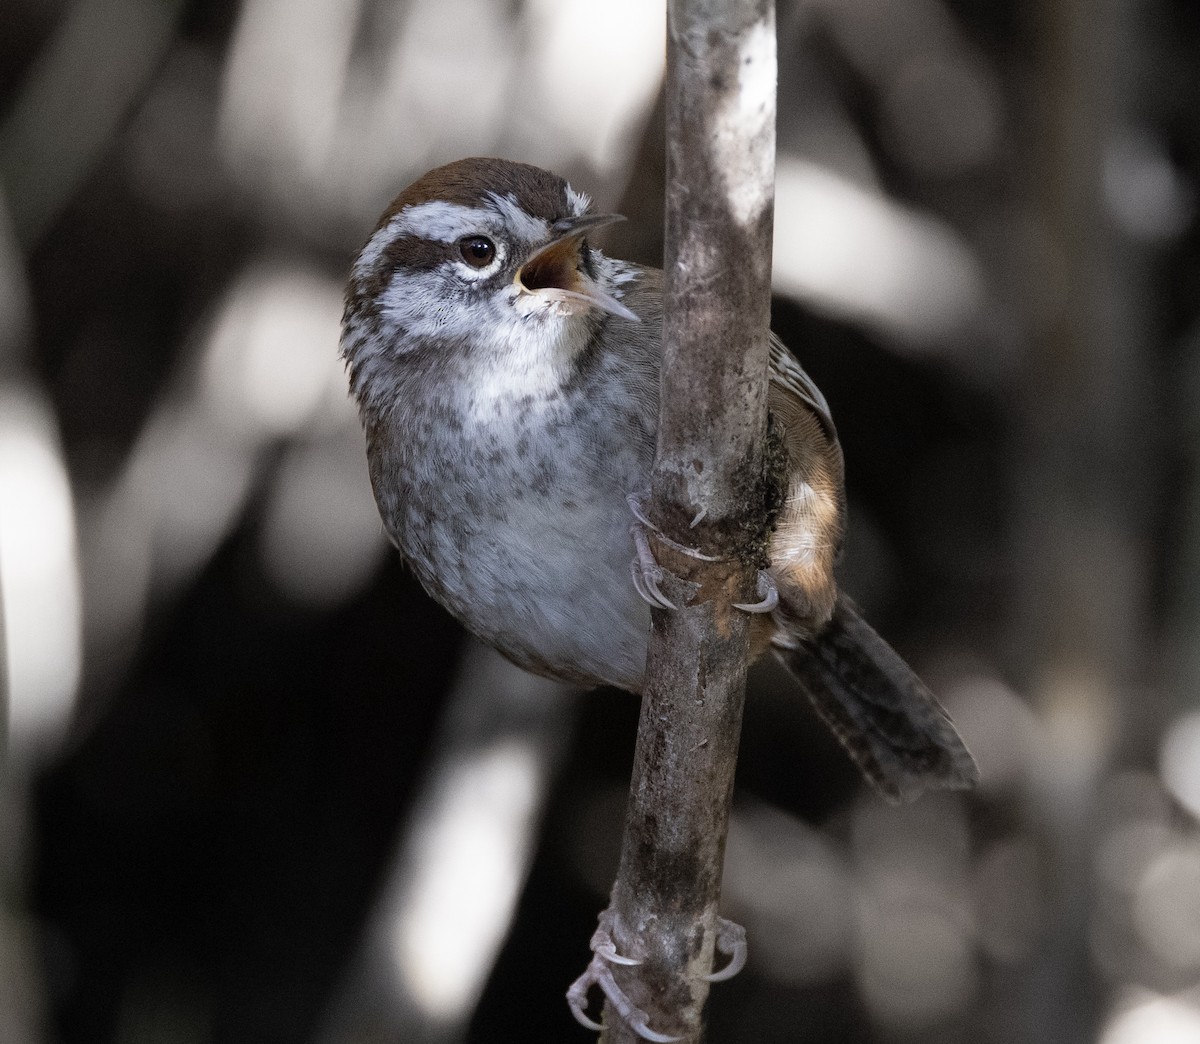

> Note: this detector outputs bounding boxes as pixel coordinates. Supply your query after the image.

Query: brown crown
[376,157,576,232]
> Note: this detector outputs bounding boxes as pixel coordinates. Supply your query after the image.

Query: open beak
[516,214,639,323]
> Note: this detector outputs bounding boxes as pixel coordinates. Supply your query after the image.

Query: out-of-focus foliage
[1,0,1199,1042]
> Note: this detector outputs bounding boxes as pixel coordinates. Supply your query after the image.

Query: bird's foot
[627,493,720,562]
[704,918,748,982]
[628,493,776,616]
[566,910,749,1038]
[732,570,778,614]
[566,910,681,1042]
[630,521,677,611]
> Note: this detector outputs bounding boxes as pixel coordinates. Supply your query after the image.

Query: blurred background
[2,0,1199,1041]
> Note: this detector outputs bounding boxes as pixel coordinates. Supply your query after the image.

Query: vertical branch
[601,1,776,1042]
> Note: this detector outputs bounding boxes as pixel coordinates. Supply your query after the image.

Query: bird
[340,154,975,798]
[339,156,977,1037]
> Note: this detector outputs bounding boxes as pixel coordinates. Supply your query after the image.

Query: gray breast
[383,355,657,691]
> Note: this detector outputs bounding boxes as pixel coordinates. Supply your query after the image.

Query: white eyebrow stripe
[351,201,494,280]
[486,192,549,242]
[352,227,393,277]
[353,194,553,280]
[390,200,493,243]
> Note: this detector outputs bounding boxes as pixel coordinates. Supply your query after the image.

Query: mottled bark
[599,2,777,1041]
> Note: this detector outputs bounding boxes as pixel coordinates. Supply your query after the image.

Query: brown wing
[768,334,836,437]
[765,334,845,635]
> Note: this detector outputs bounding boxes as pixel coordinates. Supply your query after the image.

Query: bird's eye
[458,236,496,268]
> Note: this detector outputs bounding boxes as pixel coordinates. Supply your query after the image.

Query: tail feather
[775,596,978,803]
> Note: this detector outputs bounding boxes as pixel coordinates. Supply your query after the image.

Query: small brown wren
[340,156,977,804]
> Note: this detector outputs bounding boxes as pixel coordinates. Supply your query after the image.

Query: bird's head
[341,157,636,403]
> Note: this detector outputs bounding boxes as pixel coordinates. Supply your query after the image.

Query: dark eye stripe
[380,234,453,273]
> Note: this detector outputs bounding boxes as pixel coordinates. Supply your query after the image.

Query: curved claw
[630,1017,684,1043]
[704,918,748,983]
[591,925,642,967]
[630,526,678,611]
[733,570,778,614]
[567,955,682,1041]
[630,558,677,612]
[569,910,684,1041]
[567,973,605,1033]
[626,492,659,533]
[603,949,643,968]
